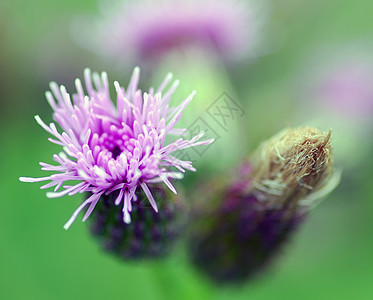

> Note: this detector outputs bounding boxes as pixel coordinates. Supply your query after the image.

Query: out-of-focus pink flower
[308,45,373,118]
[318,61,373,117]
[74,0,267,64]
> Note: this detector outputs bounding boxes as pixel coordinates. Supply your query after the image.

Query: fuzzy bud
[251,127,337,210]
[189,127,340,283]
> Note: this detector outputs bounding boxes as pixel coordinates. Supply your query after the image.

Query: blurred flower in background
[73,0,269,67]
[296,41,373,168]
[308,42,373,119]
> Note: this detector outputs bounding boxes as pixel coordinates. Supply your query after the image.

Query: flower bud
[251,127,336,210]
[189,127,340,283]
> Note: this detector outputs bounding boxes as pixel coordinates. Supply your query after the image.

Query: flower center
[97,125,135,159]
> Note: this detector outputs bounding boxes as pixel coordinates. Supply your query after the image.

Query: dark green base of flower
[89,185,184,260]
[189,195,306,284]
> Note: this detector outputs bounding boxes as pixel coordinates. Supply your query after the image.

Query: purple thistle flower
[20,67,213,229]
[74,0,267,64]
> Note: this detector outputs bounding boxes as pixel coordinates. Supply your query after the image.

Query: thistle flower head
[20,67,213,229]
[75,0,267,64]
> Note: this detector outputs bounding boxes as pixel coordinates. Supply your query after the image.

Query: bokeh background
[1,0,373,299]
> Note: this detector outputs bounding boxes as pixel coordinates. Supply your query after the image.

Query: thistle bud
[189,127,340,283]
[250,127,336,210]
[89,184,185,260]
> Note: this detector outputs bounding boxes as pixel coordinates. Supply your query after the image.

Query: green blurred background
[1,0,373,299]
